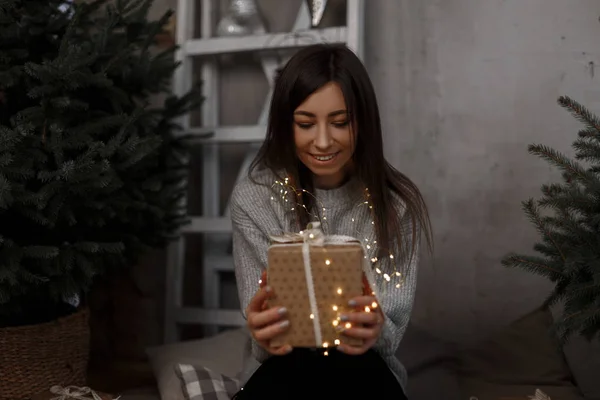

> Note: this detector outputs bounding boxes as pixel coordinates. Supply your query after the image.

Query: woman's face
[293,82,354,189]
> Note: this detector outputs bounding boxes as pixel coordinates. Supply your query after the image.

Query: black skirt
[232,348,407,400]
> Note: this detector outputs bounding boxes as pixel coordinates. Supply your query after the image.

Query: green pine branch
[502,96,600,344]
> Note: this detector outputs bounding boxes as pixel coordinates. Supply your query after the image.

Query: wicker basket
[0,307,90,400]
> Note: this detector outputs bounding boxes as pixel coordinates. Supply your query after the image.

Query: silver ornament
[306,0,328,28]
[216,0,264,37]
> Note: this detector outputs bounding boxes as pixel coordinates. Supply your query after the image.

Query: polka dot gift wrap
[267,240,364,349]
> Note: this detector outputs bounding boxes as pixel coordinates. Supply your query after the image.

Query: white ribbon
[270,222,378,347]
[49,385,120,400]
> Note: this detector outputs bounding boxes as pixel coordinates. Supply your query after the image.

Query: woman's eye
[296,122,313,129]
[332,121,349,128]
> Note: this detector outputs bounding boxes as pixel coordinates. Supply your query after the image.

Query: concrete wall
[141,0,600,344]
[369,0,600,342]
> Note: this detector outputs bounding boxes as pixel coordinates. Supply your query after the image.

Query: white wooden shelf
[185,26,347,57]
[165,0,365,344]
[205,254,235,272]
[185,125,266,143]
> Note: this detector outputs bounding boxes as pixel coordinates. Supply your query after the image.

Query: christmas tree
[502,96,600,344]
[0,0,201,325]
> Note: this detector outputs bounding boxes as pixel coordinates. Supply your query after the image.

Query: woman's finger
[348,296,379,309]
[342,325,379,340]
[340,311,379,326]
[268,344,293,356]
[248,306,288,329]
[246,286,272,315]
[253,319,290,342]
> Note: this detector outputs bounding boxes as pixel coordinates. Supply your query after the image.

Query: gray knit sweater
[230,168,419,394]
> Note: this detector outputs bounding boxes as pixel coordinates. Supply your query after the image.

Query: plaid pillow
[175,363,241,400]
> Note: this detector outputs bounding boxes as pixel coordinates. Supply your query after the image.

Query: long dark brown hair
[249,44,433,266]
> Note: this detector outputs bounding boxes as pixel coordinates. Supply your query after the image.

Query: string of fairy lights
[269,176,405,291]
[262,176,409,352]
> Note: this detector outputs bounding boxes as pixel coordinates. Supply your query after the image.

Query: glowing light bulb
[310,313,314,319]
[325,259,331,265]
[332,320,339,326]
[324,351,329,356]
[322,342,329,348]
[332,305,338,311]
[384,274,390,281]
[371,302,378,309]
[336,288,342,295]
[365,306,371,312]
[345,322,351,329]
[334,339,340,345]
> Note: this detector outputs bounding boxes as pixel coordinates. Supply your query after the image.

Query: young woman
[230,44,432,399]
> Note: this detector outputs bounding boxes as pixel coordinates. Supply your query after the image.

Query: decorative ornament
[216,0,264,37]
[305,0,328,28]
[57,0,75,19]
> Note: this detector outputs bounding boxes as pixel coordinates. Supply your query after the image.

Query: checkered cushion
[175,363,241,400]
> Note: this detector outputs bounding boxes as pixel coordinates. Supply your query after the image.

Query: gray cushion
[456,308,583,400]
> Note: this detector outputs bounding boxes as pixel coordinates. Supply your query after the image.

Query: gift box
[31,385,114,400]
[267,222,365,349]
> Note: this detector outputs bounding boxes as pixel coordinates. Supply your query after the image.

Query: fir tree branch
[572,137,600,170]
[558,95,600,135]
[501,254,563,280]
[522,199,566,262]
[528,144,589,185]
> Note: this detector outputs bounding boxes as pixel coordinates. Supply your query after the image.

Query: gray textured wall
[371,0,600,342]
[151,0,600,344]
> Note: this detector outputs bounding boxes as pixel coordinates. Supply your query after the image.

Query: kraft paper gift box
[267,222,365,349]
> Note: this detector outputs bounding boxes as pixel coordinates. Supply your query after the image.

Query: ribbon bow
[270,221,326,245]
[49,385,119,400]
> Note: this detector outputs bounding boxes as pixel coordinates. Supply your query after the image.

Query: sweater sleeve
[371,209,421,358]
[230,186,273,363]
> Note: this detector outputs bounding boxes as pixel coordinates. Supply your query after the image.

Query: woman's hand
[245,270,292,355]
[336,295,384,355]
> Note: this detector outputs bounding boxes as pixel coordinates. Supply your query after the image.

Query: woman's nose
[314,123,333,150]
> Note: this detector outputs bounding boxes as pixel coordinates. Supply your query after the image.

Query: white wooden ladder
[164,0,365,343]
